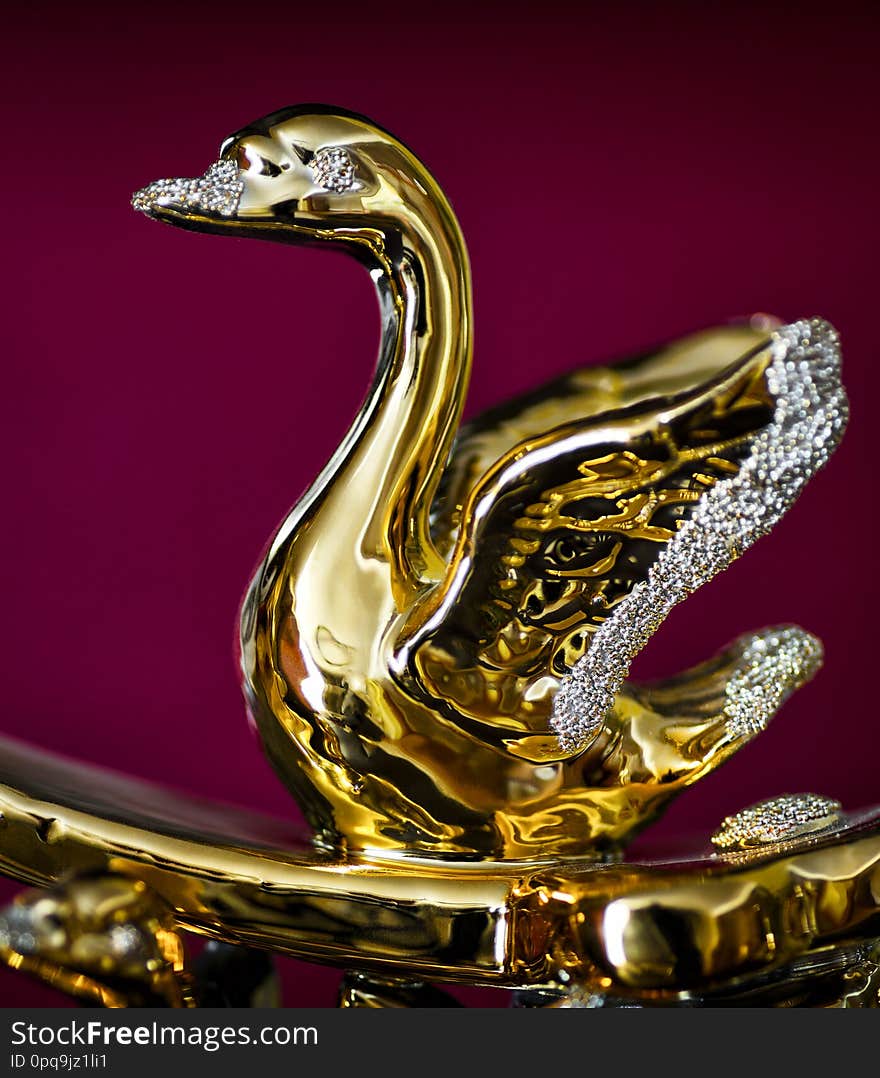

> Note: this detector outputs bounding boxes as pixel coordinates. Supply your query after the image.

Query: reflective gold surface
[0,104,869,1005]
[134,106,840,861]
[0,873,195,1007]
[547,942,880,1007]
[1,735,879,999]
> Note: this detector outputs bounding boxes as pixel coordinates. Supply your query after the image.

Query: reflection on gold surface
[1,736,878,1002]
[0,105,869,1006]
[0,873,194,1007]
[130,106,844,861]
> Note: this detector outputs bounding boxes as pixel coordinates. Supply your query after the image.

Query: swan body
[135,106,847,861]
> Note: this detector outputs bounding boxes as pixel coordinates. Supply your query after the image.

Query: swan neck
[326,212,472,603]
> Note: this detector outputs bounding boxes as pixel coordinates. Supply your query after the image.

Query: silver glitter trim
[108,923,148,959]
[711,793,842,850]
[723,627,823,737]
[131,159,244,218]
[551,319,848,751]
[0,903,38,955]
[311,146,356,192]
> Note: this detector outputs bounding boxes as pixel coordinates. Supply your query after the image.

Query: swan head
[133,105,451,254]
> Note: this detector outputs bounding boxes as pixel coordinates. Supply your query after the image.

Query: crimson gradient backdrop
[2,2,878,1006]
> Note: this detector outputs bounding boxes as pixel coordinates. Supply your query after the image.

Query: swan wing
[415,320,845,750]
[430,323,773,553]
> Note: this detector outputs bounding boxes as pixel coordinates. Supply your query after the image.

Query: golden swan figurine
[133,105,845,861]
[1,104,877,1008]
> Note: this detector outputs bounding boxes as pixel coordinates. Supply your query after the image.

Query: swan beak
[131,159,245,222]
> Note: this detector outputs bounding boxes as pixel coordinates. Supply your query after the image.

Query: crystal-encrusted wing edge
[551,318,848,751]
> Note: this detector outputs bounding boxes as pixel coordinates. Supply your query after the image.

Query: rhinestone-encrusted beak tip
[132,159,244,219]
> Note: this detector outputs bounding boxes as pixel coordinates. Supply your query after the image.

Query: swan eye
[310,146,356,192]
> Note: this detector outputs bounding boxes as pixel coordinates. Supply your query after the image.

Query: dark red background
[2,2,878,1006]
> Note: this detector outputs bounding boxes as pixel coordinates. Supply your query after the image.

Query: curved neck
[259,201,472,689]
[350,214,472,602]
